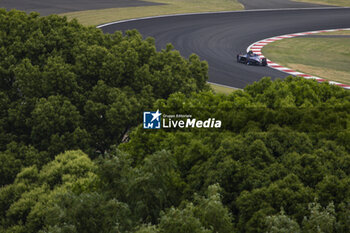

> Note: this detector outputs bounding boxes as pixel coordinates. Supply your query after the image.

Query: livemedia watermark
[143,110,221,129]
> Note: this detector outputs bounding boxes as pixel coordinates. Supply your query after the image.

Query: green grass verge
[262,36,350,85]
[210,83,239,94]
[317,30,350,35]
[293,0,350,7]
[60,0,243,26]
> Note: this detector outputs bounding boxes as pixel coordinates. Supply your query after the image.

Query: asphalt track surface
[0,0,163,16]
[100,7,350,88]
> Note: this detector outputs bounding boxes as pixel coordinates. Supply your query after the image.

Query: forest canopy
[1,9,350,233]
[0,9,208,185]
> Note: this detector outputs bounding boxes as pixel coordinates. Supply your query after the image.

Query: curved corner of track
[97,7,350,89]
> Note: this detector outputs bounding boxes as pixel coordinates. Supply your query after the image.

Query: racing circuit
[2,0,350,88]
[99,2,350,88]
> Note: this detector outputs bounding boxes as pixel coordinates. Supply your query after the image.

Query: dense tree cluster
[2,74,350,232]
[1,9,350,233]
[0,9,208,186]
[117,77,350,232]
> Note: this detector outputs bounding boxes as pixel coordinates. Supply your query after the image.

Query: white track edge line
[96,8,350,89]
[97,7,348,28]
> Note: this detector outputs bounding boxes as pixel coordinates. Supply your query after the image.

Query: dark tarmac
[101,8,350,88]
[2,0,348,88]
[0,0,164,16]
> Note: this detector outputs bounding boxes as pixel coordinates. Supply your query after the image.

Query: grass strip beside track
[210,83,239,94]
[293,0,350,7]
[317,30,350,35]
[60,0,243,26]
[262,34,350,85]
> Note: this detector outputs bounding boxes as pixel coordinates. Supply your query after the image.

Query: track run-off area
[100,7,350,89]
[248,28,350,89]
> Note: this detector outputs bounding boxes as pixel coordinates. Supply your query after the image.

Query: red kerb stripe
[282,69,296,72]
[298,74,312,77]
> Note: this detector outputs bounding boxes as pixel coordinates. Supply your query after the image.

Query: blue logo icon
[143,110,161,129]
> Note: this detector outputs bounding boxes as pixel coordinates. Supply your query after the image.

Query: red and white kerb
[247,28,350,90]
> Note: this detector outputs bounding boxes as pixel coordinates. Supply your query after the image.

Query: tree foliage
[0,9,209,186]
[1,8,350,233]
[119,77,350,232]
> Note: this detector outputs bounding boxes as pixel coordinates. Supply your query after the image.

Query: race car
[237,51,267,66]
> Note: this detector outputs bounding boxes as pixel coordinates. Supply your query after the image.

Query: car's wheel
[262,58,267,66]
